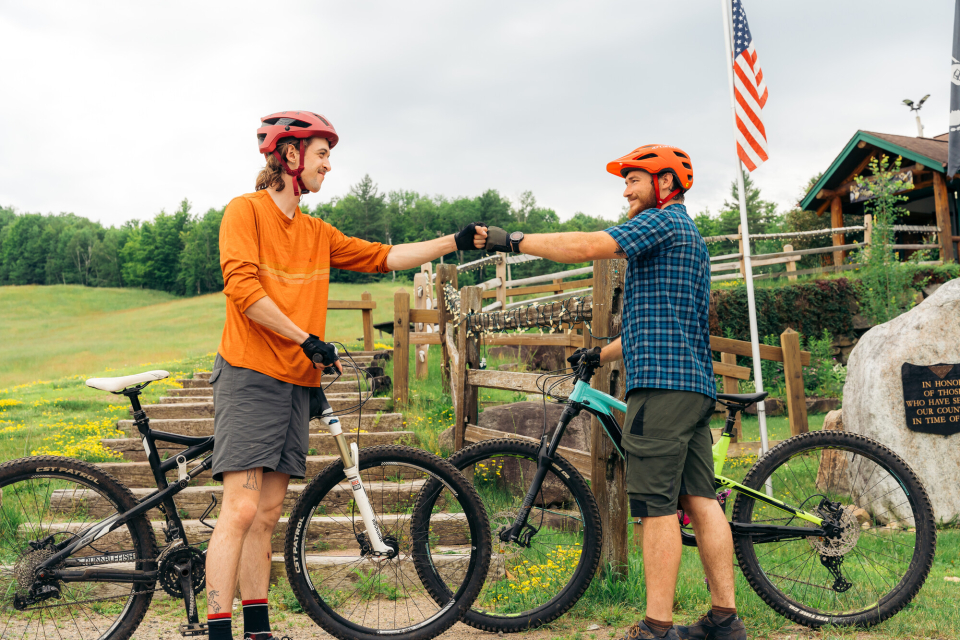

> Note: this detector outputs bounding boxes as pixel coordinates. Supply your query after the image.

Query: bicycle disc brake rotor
[808,506,860,556]
[158,545,206,598]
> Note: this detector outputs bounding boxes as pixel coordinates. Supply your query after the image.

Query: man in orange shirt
[205,111,488,640]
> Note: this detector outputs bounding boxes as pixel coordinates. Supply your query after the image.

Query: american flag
[731,0,768,171]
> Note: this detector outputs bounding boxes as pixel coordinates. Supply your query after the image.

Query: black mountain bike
[416,348,937,631]
[0,365,490,640]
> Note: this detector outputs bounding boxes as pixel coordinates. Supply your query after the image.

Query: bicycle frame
[499,378,828,545]
[33,381,393,630]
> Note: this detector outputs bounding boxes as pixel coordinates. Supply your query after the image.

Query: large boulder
[844,279,960,523]
[487,345,567,372]
[477,401,592,506]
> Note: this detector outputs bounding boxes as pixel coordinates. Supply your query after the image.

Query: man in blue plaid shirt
[483,145,745,640]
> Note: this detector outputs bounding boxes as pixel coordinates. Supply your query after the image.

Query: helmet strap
[271,139,308,197]
[652,174,681,209]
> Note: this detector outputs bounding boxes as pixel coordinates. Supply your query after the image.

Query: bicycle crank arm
[49,568,158,583]
[730,522,827,544]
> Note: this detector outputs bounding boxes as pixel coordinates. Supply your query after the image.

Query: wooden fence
[708,218,943,283]
[439,259,812,577]
[330,293,376,351]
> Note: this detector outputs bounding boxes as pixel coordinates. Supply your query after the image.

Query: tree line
[0,171,829,296]
[0,176,620,295]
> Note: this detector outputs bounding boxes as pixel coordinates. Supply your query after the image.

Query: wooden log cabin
[800,131,958,264]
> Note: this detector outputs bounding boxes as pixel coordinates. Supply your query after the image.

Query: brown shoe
[676,611,746,640]
[617,620,680,640]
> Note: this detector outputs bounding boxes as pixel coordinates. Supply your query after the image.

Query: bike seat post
[124,388,150,436]
[722,406,740,437]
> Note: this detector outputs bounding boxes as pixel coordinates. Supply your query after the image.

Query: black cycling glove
[301,334,339,367]
[454,222,488,251]
[566,347,601,367]
[483,226,522,253]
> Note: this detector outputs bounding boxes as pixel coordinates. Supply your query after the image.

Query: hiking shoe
[244,634,292,640]
[617,620,680,640]
[676,611,746,640]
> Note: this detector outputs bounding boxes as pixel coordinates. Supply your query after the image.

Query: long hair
[255,138,301,192]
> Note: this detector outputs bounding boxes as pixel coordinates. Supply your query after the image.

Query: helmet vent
[276,117,312,129]
[681,162,692,170]
[312,113,331,126]
[257,134,267,144]
[263,118,280,126]
[673,151,689,159]
[635,153,658,161]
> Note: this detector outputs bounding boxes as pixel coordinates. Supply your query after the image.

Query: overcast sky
[0,1,955,229]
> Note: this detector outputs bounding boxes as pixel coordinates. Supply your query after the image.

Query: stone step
[178,375,358,389]
[158,396,213,404]
[143,396,392,417]
[117,413,403,438]
[267,550,470,590]
[95,455,334,488]
[33,512,469,555]
[103,430,416,462]
[93,450,430,489]
[168,379,369,397]
[52,479,429,519]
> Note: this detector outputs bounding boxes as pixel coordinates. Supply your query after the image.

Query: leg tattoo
[243,469,260,491]
[209,590,222,613]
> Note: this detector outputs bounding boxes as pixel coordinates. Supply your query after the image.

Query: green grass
[0,282,408,388]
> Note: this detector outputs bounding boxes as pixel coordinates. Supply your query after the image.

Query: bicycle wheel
[732,430,936,627]
[416,438,602,632]
[0,456,158,640]
[284,445,490,640]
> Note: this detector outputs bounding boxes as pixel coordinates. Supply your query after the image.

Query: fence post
[495,253,507,309]
[455,286,482,450]
[394,290,410,408]
[436,264,458,393]
[737,225,746,280]
[720,352,741,442]
[781,328,809,436]
[361,291,374,351]
[413,272,430,380]
[589,259,628,579]
[783,244,797,282]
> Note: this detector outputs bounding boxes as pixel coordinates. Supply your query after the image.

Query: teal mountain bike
[415,347,936,631]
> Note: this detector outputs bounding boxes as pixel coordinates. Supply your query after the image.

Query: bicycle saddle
[86,370,169,393]
[716,391,768,407]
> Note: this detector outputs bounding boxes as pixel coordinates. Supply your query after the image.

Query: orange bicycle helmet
[606,144,693,208]
[257,111,339,196]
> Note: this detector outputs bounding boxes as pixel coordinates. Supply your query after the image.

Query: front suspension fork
[499,403,580,546]
[317,408,392,556]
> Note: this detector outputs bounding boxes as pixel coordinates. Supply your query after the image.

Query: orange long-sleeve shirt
[218,190,391,386]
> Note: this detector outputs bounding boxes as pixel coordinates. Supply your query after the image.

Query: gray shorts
[621,388,716,518]
[209,354,311,482]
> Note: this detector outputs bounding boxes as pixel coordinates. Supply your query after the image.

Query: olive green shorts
[622,388,716,518]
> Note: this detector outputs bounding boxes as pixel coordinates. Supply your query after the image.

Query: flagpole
[720,0,771,460]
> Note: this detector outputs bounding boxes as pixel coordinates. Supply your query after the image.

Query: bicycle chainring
[158,544,206,598]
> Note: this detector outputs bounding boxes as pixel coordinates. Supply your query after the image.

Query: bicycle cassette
[158,544,206,598]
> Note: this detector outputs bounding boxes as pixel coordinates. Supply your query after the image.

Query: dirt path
[128,612,854,640]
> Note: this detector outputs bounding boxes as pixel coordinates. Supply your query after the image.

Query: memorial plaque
[901,362,960,436]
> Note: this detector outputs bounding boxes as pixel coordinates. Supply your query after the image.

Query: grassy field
[1,285,958,638]
[0,283,408,388]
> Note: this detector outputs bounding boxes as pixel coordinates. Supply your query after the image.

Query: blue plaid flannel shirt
[605,204,715,399]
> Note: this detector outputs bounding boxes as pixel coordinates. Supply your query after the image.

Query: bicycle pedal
[179,622,208,636]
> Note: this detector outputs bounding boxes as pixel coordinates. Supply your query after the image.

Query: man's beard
[627,191,657,218]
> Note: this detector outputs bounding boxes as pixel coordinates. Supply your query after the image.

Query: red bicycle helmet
[606,144,693,208]
[257,111,339,196]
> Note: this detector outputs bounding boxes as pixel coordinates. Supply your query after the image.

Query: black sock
[242,599,271,635]
[710,606,737,625]
[208,613,231,640]
[644,616,674,638]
